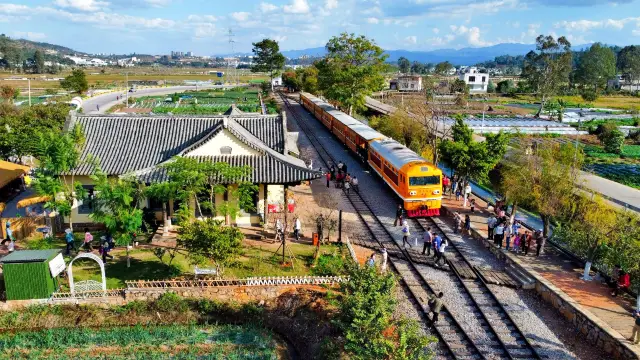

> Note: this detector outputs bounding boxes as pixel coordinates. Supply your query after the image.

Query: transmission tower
[226,28,239,85]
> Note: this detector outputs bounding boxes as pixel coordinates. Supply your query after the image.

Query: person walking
[494,222,505,248]
[427,292,444,325]
[442,176,450,194]
[523,231,532,255]
[325,171,331,188]
[64,228,76,255]
[487,214,496,240]
[422,227,433,255]
[1,221,12,246]
[294,217,302,241]
[513,233,521,254]
[100,237,113,263]
[351,176,359,193]
[275,219,283,241]
[436,238,448,266]
[612,270,630,297]
[366,253,376,268]
[535,230,545,256]
[329,166,336,181]
[464,215,471,235]
[83,228,94,252]
[453,212,461,233]
[629,310,640,344]
[394,204,403,227]
[402,220,411,248]
[470,198,476,213]
[432,234,441,260]
[452,180,459,197]
[344,180,351,195]
[337,161,344,172]
[455,186,462,201]
[380,248,388,273]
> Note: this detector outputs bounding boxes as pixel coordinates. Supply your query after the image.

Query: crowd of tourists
[325,161,359,194]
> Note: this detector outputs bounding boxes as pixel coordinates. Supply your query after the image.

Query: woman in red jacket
[612,270,630,297]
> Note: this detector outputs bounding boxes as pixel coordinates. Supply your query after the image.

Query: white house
[460,67,489,93]
[390,75,422,92]
[271,76,283,87]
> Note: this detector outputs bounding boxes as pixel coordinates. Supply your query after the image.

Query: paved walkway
[442,192,640,349]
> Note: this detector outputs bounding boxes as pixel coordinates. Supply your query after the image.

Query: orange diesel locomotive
[300,92,442,217]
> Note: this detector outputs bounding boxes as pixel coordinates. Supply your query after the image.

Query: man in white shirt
[494,222,505,249]
[422,227,433,255]
[436,238,448,266]
[487,215,497,240]
[294,217,302,241]
[463,184,472,207]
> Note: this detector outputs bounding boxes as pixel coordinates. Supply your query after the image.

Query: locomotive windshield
[409,176,440,186]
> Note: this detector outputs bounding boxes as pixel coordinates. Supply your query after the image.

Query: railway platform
[442,193,640,359]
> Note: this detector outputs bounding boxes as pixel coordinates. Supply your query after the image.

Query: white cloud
[230,11,250,22]
[0,4,30,13]
[53,0,109,12]
[188,14,217,22]
[633,29,640,36]
[325,0,338,10]
[12,31,46,40]
[193,23,216,38]
[283,0,310,14]
[554,17,640,32]
[367,17,379,24]
[404,35,417,45]
[142,0,170,7]
[272,35,287,43]
[527,23,540,36]
[260,2,278,12]
[432,28,440,34]
[467,26,491,46]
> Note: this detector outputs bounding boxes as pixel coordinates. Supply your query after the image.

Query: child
[513,233,521,254]
[455,187,462,201]
[470,199,476,213]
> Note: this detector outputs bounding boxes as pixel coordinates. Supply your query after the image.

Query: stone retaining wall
[441,205,640,360]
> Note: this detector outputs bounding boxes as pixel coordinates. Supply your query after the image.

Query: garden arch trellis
[67,252,107,294]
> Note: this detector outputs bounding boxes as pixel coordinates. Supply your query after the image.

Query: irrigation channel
[279,92,544,360]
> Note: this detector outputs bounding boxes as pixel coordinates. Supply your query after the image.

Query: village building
[63,111,321,228]
[460,67,489,93]
[389,75,422,92]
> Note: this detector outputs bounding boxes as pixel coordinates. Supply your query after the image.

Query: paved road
[81,85,238,114]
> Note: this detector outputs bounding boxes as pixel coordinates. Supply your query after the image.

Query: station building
[63,111,321,228]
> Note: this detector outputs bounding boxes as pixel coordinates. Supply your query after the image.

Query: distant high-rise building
[186,51,194,57]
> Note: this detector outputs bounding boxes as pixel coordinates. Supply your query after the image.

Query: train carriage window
[384,164,399,185]
[409,176,441,186]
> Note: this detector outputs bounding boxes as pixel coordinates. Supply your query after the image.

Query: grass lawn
[45,236,345,289]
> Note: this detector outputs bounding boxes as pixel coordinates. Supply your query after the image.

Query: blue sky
[1,0,639,55]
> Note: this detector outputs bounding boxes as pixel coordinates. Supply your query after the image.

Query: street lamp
[481,97,487,134]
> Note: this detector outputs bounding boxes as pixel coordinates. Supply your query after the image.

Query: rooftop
[1,249,60,263]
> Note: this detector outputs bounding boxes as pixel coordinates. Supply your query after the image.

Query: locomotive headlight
[410,191,417,196]
[432,190,441,195]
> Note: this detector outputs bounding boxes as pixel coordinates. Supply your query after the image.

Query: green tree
[496,79,515,94]
[316,33,388,116]
[487,80,496,93]
[439,118,508,190]
[411,61,425,74]
[574,43,616,99]
[334,264,434,359]
[90,171,144,268]
[397,56,411,73]
[178,218,243,274]
[144,181,180,236]
[282,70,302,91]
[60,69,89,94]
[434,61,453,75]
[522,35,572,118]
[301,66,319,94]
[617,45,640,92]
[499,141,582,237]
[33,125,89,231]
[251,38,285,90]
[597,122,625,154]
[450,78,469,94]
[33,50,45,74]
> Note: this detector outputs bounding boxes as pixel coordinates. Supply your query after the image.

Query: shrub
[313,253,347,276]
[154,292,187,313]
[581,89,599,102]
[597,122,625,154]
[124,300,149,313]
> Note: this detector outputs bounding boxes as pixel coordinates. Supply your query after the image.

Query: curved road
[81,85,240,114]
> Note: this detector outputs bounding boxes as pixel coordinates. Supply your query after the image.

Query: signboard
[48,253,66,277]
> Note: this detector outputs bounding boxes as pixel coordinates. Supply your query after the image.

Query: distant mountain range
[274,43,595,66]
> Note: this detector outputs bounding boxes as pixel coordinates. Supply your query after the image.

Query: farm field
[0,324,281,359]
[485,94,640,110]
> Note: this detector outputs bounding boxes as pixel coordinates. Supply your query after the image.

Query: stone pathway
[443,192,640,350]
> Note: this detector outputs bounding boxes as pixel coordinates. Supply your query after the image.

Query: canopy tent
[0,160,29,189]
[17,194,52,209]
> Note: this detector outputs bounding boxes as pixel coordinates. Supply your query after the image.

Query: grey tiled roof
[134,155,320,184]
[68,114,320,185]
[235,117,284,153]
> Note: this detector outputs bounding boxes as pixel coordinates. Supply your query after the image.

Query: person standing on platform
[463,183,472,207]
[442,176,450,194]
[470,199,476,213]
[524,231,532,255]
[337,161,344,172]
[330,166,336,181]
[325,171,331,188]
[487,214,497,240]
[422,227,433,255]
[464,215,471,235]
[629,310,640,344]
[394,204,403,226]
[494,222,505,248]
[401,220,411,248]
[535,230,545,256]
[504,221,512,251]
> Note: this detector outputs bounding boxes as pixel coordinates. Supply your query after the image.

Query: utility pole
[125,72,128,108]
[28,79,31,107]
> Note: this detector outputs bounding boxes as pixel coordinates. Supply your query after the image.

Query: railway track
[413,217,543,360]
[280,92,544,359]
